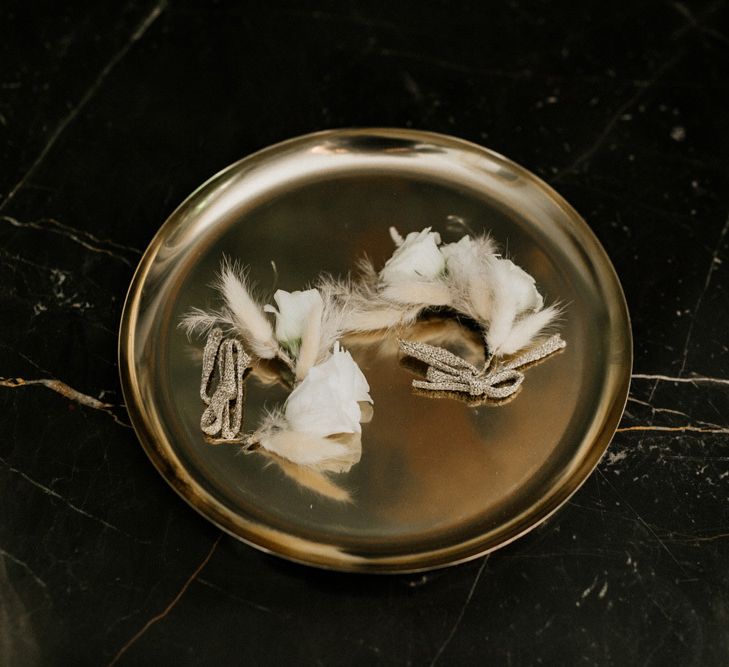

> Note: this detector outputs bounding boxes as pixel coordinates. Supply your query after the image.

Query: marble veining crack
[195,578,274,614]
[551,53,683,182]
[631,373,729,386]
[626,396,728,431]
[616,424,729,435]
[2,215,141,266]
[678,214,729,375]
[0,248,71,276]
[0,0,167,212]
[597,470,689,575]
[0,456,147,543]
[377,47,533,80]
[672,0,729,45]
[0,547,49,595]
[0,377,130,427]
[430,556,489,666]
[107,535,221,667]
[664,530,729,543]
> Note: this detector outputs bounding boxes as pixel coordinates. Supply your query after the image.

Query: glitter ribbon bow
[398,334,566,400]
[200,327,251,439]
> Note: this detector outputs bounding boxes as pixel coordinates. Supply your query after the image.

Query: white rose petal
[380,227,445,284]
[264,288,323,354]
[284,342,373,437]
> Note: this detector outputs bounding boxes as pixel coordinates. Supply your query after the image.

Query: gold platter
[118,129,632,573]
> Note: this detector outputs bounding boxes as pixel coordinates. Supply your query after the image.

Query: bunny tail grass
[218,260,279,359]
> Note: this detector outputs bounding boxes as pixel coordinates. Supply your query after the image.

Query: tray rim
[118,127,633,573]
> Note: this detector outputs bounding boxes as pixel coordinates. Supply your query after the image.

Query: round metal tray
[119,129,631,573]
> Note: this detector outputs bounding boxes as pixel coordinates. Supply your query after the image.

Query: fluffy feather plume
[441,234,496,322]
[381,280,452,307]
[262,453,352,502]
[475,251,560,355]
[462,236,498,321]
[389,226,405,246]
[179,306,234,338]
[313,282,349,363]
[260,430,361,471]
[493,304,560,356]
[218,260,280,359]
[321,258,426,333]
[295,295,323,381]
[480,264,518,354]
[252,409,362,470]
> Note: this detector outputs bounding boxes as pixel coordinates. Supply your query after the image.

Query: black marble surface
[2,1,728,664]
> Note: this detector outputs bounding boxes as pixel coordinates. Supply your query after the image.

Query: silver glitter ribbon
[200,327,251,439]
[399,334,566,399]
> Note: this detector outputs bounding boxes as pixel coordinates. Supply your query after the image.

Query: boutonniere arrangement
[182,226,565,471]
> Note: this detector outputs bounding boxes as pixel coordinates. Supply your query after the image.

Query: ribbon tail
[502,334,566,371]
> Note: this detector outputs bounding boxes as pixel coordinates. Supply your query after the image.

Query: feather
[249,361,287,386]
[178,306,232,338]
[350,253,438,330]
[482,271,518,354]
[389,226,405,246]
[258,427,362,470]
[313,280,349,362]
[481,251,557,355]
[473,234,498,259]
[261,452,352,502]
[441,234,496,322]
[381,280,452,306]
[295,295,323,380]
[353,255,382,288]
[252,407,288,436]
[495,305,561,356]
[466,236,499,319]
[344,285,425,331]
[320,259,429,334]
[344,305,421,332]
[218,260,279,359]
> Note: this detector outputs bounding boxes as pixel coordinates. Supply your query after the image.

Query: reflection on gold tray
[119,129,632,572]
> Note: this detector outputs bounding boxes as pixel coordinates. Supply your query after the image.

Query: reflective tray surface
[119,129,632,572]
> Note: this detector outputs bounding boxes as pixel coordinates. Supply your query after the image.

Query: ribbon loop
[200,327,251,439]
[399,334,565,400]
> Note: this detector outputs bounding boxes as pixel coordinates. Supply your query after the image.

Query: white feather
[218,261,279,359]
[442,234,496,322]
[482,265,518,353]
[178,306,232,338]
[314,283,349,363]
[496,305,561,355]
[295,296,323,380]
[262,453,352,501]
[253,407,288,435]
[381,280,452,306]
[389,226,405,246]
[317,263,425,334]
[344,306,422,331]
[258,428,362,470]
[474,234,498,258]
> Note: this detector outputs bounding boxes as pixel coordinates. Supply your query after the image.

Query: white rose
[264,288,323,354]
[491,258,543,312]
[380,227,445,284]
[284,342,373,436]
